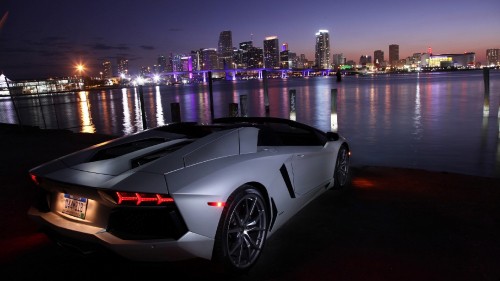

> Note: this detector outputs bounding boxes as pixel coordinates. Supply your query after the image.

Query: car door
[291,145,332,196]
[276,126,331,196]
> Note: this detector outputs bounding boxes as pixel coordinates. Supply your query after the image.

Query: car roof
[151,117,325,139]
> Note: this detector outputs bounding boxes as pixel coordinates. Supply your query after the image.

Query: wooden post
[170,102,181,123]
[483,67,490,93]
[208,71,215,122]
[483,68,490,117]
[239,95,248,117]
[138,85,148,130]
[263,70,270,116]
[229,103,239,117]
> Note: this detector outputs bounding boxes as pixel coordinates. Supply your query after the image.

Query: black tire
[212,185,268,274]
[333,144,351,189]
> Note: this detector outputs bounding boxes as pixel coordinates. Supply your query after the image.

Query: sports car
[27,116,351,273]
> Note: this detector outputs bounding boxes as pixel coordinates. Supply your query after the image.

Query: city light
[75,64,85,73]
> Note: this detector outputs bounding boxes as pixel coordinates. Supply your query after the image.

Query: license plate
[62,194,88,219]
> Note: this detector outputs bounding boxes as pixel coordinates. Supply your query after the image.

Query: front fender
[165,151,292,238]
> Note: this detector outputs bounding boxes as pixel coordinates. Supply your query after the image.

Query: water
[2,70,499,178]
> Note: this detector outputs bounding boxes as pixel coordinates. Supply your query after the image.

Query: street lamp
[75,64,85,90]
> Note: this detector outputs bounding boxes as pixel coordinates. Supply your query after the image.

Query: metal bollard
[289,89,296,121]
[331,88,338,132]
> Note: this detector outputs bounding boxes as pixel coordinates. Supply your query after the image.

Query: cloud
[140,45,154,50]
[91,43,129,50]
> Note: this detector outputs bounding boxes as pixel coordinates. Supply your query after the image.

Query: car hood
[30,126,259,188]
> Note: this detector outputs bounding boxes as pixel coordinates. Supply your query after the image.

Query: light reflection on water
[1,70,499,178]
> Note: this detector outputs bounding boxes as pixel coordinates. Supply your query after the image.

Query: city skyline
[0,0,499,79]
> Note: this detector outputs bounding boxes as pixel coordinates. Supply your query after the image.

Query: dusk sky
[0,0,499,80]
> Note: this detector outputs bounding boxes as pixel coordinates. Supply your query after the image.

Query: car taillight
[113,191,174,206]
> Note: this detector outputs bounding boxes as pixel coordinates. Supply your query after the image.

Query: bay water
[2,70,499,178]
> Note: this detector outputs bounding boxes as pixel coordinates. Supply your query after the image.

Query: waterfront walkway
[1,123,500,280]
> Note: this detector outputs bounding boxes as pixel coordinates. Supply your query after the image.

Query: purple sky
[0,0,499,79]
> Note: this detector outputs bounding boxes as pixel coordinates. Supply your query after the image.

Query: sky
[0,0,499,80]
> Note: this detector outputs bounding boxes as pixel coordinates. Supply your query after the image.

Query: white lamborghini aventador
[28,116,351,273]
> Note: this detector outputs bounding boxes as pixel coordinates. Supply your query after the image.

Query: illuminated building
[282,43,288,52]
[374,50,384,68]
[247,46,263,68]
[359,55,371,66]
[218,30,234,69]
[102,60,112,79]
[236,41,253,68]
[486,49,499,66]
[188,50,202,71]
[263,36,280,69]
[202,48,218,70]
[171,54,192,72]
[180,56,192,72]
[389,44,399,68]
[280,42,290,69]
[420,52,476,68]
[288,52,297,69]
[139,66,151,76]
[117,57,129,77]
[157,55,167,72]
[332,53,345,69]
[315,30,330,69]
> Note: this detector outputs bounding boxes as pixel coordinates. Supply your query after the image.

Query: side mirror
[326,131,340,141]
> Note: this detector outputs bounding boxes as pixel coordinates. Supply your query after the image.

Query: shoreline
[2,68,497,97]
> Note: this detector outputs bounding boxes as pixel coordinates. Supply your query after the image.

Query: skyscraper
[202,48,218,70]
[389,44,399,68]
[374,50,384,68]
[263,36,280,69]
[102,60,112,79]
[247,47,264,68]
[280,49,289,69]
[315,30,330,69]
[238,41,253,68]
[218,30,234,69]
[486,49,499,66]
[117,57,129,77]
[157,55,167,72]
[332,53,345,69]
[359,55,372,66]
